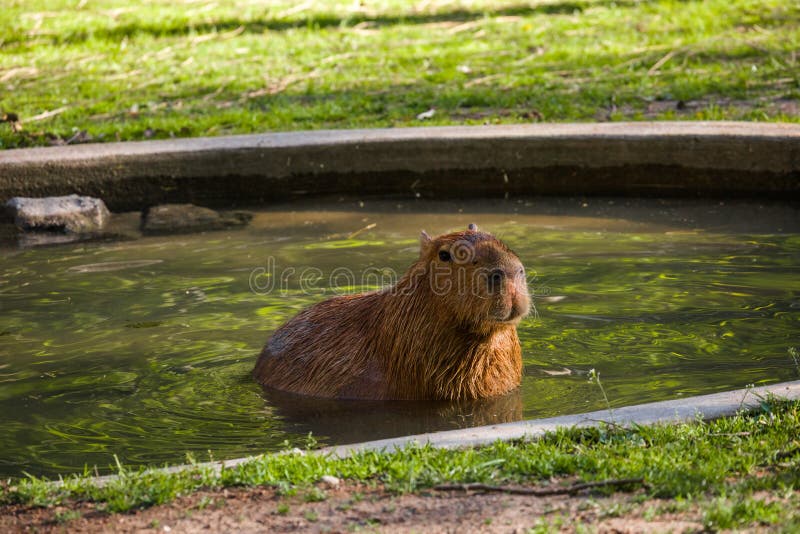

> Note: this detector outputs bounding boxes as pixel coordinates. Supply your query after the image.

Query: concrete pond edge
[2,122,800,210]
[87,379,800,487]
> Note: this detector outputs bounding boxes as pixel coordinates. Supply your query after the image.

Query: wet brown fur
[253,226,530,400]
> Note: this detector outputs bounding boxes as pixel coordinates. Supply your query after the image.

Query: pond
[1,197,798,478]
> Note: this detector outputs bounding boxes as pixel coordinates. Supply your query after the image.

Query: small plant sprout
[738,383,756,412]
[789,347,800,376]
[304,432,319,450]
[113,454,125,476]
[588,368,612,413]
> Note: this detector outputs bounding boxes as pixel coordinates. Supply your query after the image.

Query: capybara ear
[467,223,478,231]
[420,230,433,258]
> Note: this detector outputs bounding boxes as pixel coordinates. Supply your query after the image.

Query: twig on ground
[464,74,502,87]
[244,69,321,98]
[276,1,314,19]
[105,69,143,81]
[189,25,245,45]
[447,20,483,34]
[220,25,245,40]
[319,52,358,65]
[434,477,646,496]
[647,50,677,75]
[0,67,39,83]
[26,106,69,122]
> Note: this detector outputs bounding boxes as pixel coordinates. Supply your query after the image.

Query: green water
[1,198,799,478]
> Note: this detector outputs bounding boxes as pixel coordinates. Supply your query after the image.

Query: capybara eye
[438,250,451,262]
[489,269,503,290]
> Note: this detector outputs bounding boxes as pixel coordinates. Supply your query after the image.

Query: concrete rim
[85,379,800,486]
[2,122,799,210]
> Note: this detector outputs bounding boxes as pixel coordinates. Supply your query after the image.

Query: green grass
[0,0,798,148]
[2,398,799,530]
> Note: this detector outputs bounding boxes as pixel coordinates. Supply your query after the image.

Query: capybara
[253,224,530,400]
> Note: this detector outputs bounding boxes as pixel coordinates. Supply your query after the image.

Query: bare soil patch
[1,480,706,533]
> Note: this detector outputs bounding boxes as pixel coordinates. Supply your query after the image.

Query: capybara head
[417,224,530,332]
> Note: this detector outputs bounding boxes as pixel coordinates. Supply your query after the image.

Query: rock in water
[5,195,111,233]
[141,204,252,234]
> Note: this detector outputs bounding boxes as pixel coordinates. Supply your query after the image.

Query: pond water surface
[1,198,799,478]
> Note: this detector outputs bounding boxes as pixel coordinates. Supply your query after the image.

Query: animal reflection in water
[259,386,523,444]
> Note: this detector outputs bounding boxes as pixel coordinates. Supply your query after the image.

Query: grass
[0,0,798,149]
[1,398,799,530]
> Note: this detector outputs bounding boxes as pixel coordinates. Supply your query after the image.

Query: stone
[8,211,142,248]
[5,195,110,234]
[141,204,252,234]
[320,475,340,488]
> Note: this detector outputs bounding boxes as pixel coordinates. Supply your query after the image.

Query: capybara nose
[505,276,518,299]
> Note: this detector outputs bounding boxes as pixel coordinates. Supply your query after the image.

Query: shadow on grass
[2,43,788,141]
[1,29,793,149]
[5,0,666,47]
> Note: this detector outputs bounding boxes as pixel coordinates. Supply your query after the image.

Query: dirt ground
[0,480,709,533]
